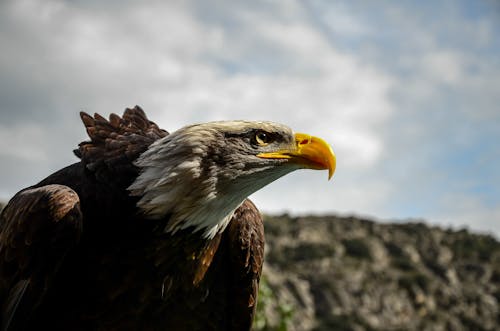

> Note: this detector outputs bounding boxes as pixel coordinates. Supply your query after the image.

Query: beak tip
[327,154,336,180]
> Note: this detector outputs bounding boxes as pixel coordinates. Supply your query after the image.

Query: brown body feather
[0,107,264,330]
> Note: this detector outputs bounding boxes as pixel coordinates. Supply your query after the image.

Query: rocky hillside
[256,214,500,331]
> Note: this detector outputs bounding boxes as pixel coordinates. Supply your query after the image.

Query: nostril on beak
[299,138,309,145]
[295,133,313,147]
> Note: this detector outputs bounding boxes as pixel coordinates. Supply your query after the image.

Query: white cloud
[0,0,498,239]
[0,0,395,210]
[0,124,49,161]
[314,2,371,38]
[420,50,466,86]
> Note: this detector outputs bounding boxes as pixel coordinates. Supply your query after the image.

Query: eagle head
[128,121,336,238]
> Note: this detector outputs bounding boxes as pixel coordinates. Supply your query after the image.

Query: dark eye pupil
[258,132,267,141]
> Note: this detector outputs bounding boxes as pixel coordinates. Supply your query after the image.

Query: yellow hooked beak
[257,133,336,179]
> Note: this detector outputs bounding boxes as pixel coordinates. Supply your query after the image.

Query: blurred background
[0,0,499,237]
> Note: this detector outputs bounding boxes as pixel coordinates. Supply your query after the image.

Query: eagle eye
[254,131,273,146]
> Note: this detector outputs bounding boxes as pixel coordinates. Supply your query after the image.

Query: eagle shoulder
[0,185,83,331]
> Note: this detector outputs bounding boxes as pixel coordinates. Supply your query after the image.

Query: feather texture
[0,108,267,331]
[0,185,82,331]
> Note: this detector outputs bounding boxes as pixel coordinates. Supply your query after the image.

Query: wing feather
[2,280,29,331]
[0,185,83,331]
[227,199,265,331]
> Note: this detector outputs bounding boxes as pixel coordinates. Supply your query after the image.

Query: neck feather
[127,131,244,239]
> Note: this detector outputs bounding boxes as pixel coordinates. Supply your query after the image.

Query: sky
[1,0,499,237]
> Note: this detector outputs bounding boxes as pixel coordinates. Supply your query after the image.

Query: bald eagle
[0,106,335,331]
